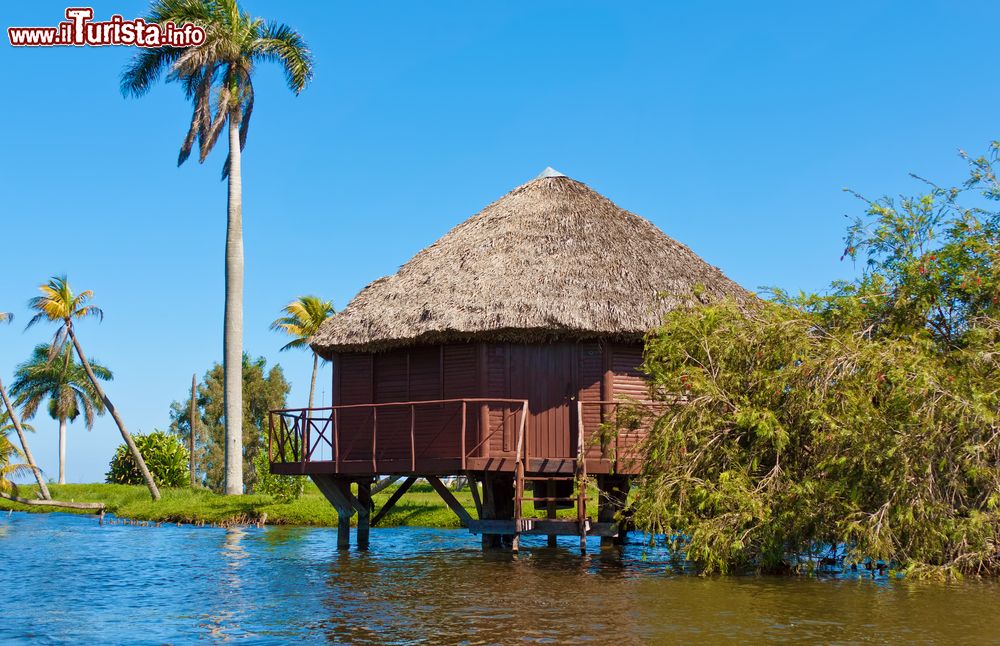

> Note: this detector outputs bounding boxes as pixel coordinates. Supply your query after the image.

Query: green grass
[0,481,478,528]
[0,480,602,528]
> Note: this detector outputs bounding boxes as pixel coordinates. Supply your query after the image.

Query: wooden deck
[268,398,655,552]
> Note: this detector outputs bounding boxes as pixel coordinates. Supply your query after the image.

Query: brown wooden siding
[331,340,646,467]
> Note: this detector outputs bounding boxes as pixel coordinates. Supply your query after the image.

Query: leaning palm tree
[26,276,160,501]
[10,344,110,485]
[121,0,313,495]
[271,296,335,410]
[0,312,50,500]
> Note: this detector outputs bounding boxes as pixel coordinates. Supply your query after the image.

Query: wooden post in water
[546,479,558,547]
[598,475,630,548]
[356,478,373,550]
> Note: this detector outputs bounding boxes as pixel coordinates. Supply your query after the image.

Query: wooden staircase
[467,400,617,553]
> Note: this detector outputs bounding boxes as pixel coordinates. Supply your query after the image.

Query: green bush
[252,442,304,501]
[106,430,189,488]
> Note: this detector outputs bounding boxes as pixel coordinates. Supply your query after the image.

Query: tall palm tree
[271,296,335,410]
[0,312,50,500]
[121,0,313,495]
[9,344,110,485]
[26,276,160,501]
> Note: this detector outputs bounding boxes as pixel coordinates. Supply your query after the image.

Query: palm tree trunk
[58,415,66,485]
[0,377,51,500]
[67,325,160,501]
[308,352,318,411]
[223,114,244,496]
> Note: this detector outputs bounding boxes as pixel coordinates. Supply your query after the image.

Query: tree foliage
[169,354,289,493]
[9,344,110,428]
[633,142,1000,577]
[106,430,189,488]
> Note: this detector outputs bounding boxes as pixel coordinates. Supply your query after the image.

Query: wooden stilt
[598,475,630,548]
[311,475,356,549]
[480,472,515,549]
[546,480,558,547]
[356,478,373,550]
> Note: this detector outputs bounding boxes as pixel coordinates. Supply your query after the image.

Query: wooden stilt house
[269,168,748,551]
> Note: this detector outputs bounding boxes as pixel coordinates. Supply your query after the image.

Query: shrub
[106,430,189,488]
[252,442,304,501]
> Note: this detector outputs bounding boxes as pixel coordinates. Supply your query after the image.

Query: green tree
[270,295,335,410]
[0,312,50,500]
[633,142,1000,577]
[9,344,110,485]
[27,276,160,500]
[122,0,313,496]
[170,355,289,492]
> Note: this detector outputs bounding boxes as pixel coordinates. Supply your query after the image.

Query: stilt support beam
[371,476,417,527]
[427,476,472,528]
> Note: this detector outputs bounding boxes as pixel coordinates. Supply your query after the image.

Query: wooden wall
[331,341,646,462]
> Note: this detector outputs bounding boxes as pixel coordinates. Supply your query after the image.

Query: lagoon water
[3,512,1000,644]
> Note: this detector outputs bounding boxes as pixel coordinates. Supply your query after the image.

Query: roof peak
[534,166,566,179]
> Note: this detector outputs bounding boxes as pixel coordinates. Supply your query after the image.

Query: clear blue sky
[2,1,998,483]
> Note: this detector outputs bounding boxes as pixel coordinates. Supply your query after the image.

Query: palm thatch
[312,170,750,356]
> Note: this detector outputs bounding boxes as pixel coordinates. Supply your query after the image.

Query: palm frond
[178,66,215,165]
[254,21,313,94]
[0,312,12,324]
[120,46,182,97]
[146,0,214,27]
[9,343,111,425]
[270,295,335,351]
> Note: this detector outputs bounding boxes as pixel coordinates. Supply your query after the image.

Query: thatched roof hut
[311,169,749,357]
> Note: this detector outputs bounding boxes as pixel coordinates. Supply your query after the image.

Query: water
[3,512,999,644]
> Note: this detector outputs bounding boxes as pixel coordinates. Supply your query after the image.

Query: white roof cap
[535,166,566,179]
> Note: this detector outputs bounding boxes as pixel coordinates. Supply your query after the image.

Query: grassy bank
[0,481,478,528]
[0,481,604,528]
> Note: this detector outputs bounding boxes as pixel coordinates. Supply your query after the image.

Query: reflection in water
[202,527,250,640]
[2,513,1000,644]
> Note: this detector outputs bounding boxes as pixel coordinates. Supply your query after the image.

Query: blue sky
[2,1,998,483]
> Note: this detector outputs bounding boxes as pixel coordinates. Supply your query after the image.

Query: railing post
[372,407,378,473]
[300,410,308,474]
[333,408,340,474]
[410,404,416,472]
[267,413,274,463]
[461,401,467,470]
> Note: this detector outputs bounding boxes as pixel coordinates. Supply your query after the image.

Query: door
[509,343,576,460]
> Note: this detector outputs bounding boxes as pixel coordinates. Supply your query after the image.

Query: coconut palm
[271,296,335,410]
[9,344,110,485]
[121,0,313,495]
[26,276,160,500]
[0,312,50,500]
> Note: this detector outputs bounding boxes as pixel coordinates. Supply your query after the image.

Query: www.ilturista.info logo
[8,7,205,47]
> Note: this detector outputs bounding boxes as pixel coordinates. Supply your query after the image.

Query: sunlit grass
[0,480,602,528]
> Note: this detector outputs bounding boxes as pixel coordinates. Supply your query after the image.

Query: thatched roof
[312,169,750,356]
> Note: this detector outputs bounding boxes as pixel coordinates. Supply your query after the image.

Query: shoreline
[0,482,480,529]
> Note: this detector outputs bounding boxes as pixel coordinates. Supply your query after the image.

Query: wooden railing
[268,398,529,473]
[576,400,669,473]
